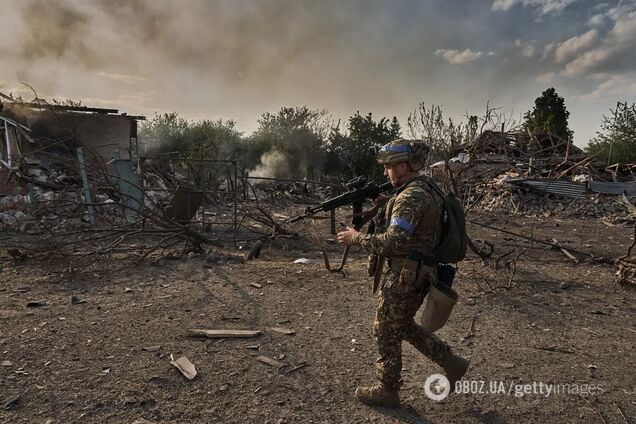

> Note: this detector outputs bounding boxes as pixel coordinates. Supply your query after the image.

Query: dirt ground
[1,211,635,424]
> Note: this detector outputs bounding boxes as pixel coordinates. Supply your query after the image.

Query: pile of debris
[467,171,635,220]
[0,95,314,265]
[440,130,636,222]
[0,96,226,263]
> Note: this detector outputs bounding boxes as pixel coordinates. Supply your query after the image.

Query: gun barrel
[288,215,305,224]
[287,180,393,224]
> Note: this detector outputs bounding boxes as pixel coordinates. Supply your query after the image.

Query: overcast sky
[1,0,635,146]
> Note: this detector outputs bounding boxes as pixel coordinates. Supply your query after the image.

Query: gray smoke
[0,0,427,130]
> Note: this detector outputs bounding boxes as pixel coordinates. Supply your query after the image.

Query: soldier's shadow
[371,404,506,424]
[370,404,436,424]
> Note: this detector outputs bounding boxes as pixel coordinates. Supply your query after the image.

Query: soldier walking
[337,138,469,408]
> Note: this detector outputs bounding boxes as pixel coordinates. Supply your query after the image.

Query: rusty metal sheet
[113,158,143,222]
[163,185,203,224]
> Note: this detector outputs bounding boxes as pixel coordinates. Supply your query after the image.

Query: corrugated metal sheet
[507,178,587,198]
[590,181,636,196]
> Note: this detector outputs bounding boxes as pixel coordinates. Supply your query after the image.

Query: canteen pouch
[419,281,458,332]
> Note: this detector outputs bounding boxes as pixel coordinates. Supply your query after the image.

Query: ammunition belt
[388,252,437,272]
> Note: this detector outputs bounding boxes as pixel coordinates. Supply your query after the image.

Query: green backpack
[427,180,468,264]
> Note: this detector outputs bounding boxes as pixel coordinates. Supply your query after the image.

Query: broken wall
[1,102,137,165]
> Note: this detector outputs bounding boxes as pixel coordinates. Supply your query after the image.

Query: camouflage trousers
[373,270,450,389]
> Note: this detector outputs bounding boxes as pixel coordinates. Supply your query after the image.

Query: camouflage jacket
[352,176,443,258]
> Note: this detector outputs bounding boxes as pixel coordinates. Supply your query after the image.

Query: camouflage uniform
[352,176,451,389]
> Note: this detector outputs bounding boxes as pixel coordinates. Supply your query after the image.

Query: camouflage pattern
[376,139,429,171]
[352,177,444,261]
[374,277,450,388]
[352,176,451,388]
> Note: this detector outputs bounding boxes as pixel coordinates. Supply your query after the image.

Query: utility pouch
[419,281,459,332]
[398,249,424,291]
[367,254,378,277]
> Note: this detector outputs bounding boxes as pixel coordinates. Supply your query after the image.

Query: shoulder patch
[390,217,416,234]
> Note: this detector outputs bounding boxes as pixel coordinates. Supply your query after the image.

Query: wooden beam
[188,329,262,338]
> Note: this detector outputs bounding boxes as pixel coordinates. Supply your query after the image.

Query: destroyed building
[441,129,636,221]
[0,95,143,195]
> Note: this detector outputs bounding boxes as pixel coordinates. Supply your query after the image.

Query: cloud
[513,39,538,57]
[492,0,517,11]
[562,8,636,76]
[579,72,636,100]
[606,2,636,21]
[586,2,634,27]
[434,48,485,64]
[492,0,578,16]
[522,45,537,57]
[541,42,555,60]
[588,13,605,27]
[97,71,147,84]
[555,29,599,63]
[0,0,624,147]
[593,3,610,11]
[536,71,555,83]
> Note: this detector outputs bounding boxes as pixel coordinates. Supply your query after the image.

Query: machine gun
[289,176,393,272]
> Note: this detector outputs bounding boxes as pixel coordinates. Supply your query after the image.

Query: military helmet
[376,138,429,171]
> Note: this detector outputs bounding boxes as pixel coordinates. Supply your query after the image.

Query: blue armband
[390,217,415,234]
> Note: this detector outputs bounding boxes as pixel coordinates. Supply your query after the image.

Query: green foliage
[524,87,573,141]
[586,101,636,164]
[466,115,479,144]
[323,112,401,180]
[181,119,243,161]
[249,107,328,179]
[139,113,250,187]
[139,113,246,161]
[139,112,189,154]
[180,119,245,186]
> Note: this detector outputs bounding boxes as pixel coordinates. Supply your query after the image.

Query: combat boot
[437,351,470,392]
[354,384,400,408]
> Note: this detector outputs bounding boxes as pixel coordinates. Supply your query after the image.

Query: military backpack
[427,180,468,264]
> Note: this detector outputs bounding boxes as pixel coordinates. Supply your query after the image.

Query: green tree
[322,124,348,176]
[524,87,573,141]
[182,120,243,158]
[465,115,479,144]
[249,107,328,179]
[389,116,401,138]
[138,112,189,155]
[180,119,245,186]
[586,101,636,164]
[139,113,251,187]
[323,112,401,180]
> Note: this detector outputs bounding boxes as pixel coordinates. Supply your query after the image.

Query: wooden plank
[256,356,286,368]
[270,327,295,335]
[188,329,261,338]
[551,238,579,264]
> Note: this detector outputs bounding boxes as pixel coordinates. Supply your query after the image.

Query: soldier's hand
[372,195,389,206]
[337,227,358,246]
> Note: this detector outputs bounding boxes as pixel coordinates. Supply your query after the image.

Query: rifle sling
[372,255,385,294]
